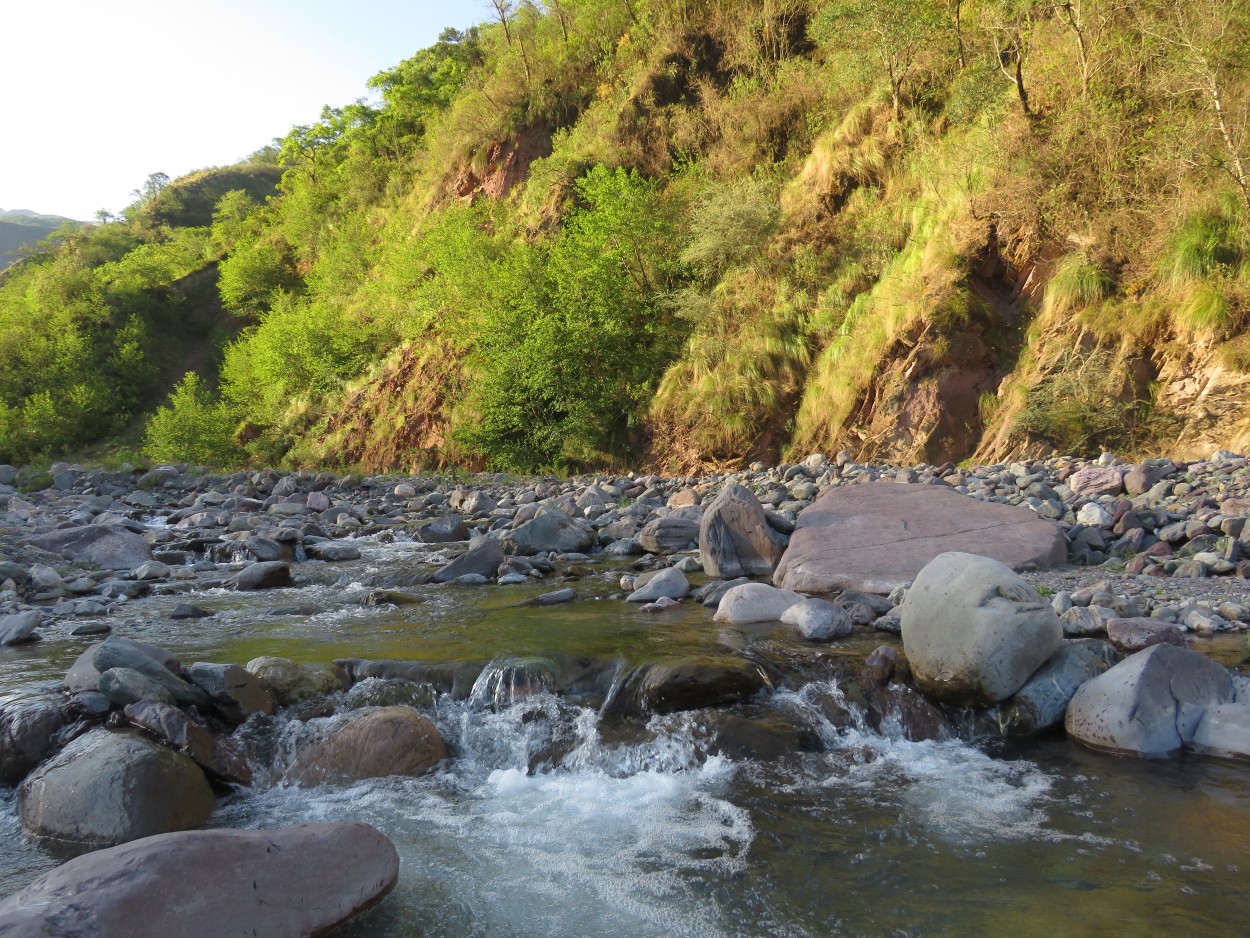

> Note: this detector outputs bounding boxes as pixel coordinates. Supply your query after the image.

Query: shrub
[142,372,239,467]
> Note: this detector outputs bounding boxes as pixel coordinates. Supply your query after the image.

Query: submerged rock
[0,823,399,937]
[282,706,447,786]
[246,656,345,706]
[0,697,68,786]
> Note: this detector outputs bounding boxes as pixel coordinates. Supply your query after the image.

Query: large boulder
[900,552,1062,706]
[0,611,41,646]
[432,537,505,583]
[123,700,252,786]
[699,484,789,579]
[637,517,700,554]
[986,643,1110,736]
[29,524,151,570]
[0,697,68,786]
[625,567,690,603]
[1065,643,1235,757]
[634,660,767,714]
[774,483,1066,595]
[416,513,470,543]
[282,706,447,786]
[504,509,592,556]
[1190,703,1250,760]
[18,730,215,854]
[63,638,180,695]
[246,657,345,706]
[186,662,276,723]
[713,583,805,624]
[0,823,398,937]
[1106,617,1186,654]
[93,637,212,709]
[226,561,293,591]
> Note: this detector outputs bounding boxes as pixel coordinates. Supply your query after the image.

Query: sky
[1,1,485,221]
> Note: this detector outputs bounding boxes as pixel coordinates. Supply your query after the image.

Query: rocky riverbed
[1,451,1249,936]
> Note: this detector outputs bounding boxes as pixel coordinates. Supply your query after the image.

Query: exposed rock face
[18,730,215,854]
[246,657,345,706]
[699,484,789,579]
[0,823,399,938]
[282,706,447,786]
[29,524,151,570]
[0,698,67,786]
[1065,643,1237,757]
[713,583,805,624]
[900,552,1062,706]
[774,483,1066,595]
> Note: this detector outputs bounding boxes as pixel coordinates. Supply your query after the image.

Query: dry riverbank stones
[774,482,1066,595]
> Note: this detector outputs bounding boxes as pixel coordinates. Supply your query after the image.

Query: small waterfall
[468,656,558,711]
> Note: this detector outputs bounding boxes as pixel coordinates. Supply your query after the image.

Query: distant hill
[0,209,77,272]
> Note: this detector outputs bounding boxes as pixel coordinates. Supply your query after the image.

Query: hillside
[0,209,75,272]
[2,1,1249,471]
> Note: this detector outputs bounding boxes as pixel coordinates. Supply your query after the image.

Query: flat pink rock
[773,482,1067,595]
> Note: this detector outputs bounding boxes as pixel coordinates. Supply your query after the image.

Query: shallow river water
[2,535,1248,936]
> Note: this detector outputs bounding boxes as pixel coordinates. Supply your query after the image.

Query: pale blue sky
[2,1,484,220]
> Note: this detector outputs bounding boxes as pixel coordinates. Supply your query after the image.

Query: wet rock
[636,660,767,714]
[342,678,437,711]
[226,561,293,591]
[781,599,851,641]
[246,656,345,706]
[626,567,690,603]
[94,637,211,709]
[901,552,1062,706]
[243,535,292,562]
[63,638,180,695]
[29,524,152,570]
[432,537,505,583]
[536,587,574,605]
[713,583,805,624]
[98,668,177,707]
[170,603,214,620]
[708,714,801,761]
[693,577,752,608]
[0,610,41,646]
[307,541,361,561]
[775,483,1066,595]
[123,700,251,786]
[132,560,170,581]
[416,514,471,543]
[1106,617,1186,654]
[0,823,398,938]
[1065,644,1235,757]
[18,729,215,854]
[1190,703,1250,760]
[282,706,447,786]
[986,643,1110,736]
[698,484,788,579]
[0,697,68,786]
[860,645,898,685]
[638,517,701,554]
[186,662,275,723]
[505,509,593,556]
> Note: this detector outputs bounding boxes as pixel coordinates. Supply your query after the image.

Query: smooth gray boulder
[0,611,40,646]
[0,823,398,938]
[713,583,805,624]
[416,514,471,543]
[432,537,504,583]
[987,643,1109,736]
[98,668,177,707]
[781,599,851,641]
[0,697,68,786]
[901,552,1062,706]
[505,509,592,555]
[186,662,275,723]
[63,638,180,695]
[226,561,293,591]
[18,730,215,854]
[774,483,1066,594]
[29,524,151,570]
[626,567,690,603]
[699,484,789,579]
[282,706,447,786]
[638,517,701,554]
[93,637,212,709]
[1190,703,1250,760]
[1065,643,1235,757]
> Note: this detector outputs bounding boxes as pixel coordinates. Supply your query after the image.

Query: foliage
[142,372,240,467]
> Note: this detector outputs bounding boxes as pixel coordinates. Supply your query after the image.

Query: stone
[1065,644,1234,757]
[63,638,180,695]
[781,599,852,641]
[505,509,593,556]
[226,561,293,590]
[246,656,345,705]
[0,697,68,786]
[417,514,470,543]
[27,564,62,595]
[693,577,752,608]
[282,706,447,786]
[18,730,215,854]
[432,537,504,583]
[900,552,1062,706]
[132,560,171,581]
[634,660,767,714]
[123,700,251,786]
[638,517,701,554]
[186,662,276,723]
[1190,703,1250,760]
[1076,503,1113,526]
[774,483,1066,595]
[29,525,152,570]
[0,610,40,646]
[713,583,805,624]
[0,823,398,938]
[1060,605,1114,637]
[988,643,1109,736]
[306,541,361,561]
[537,587,575,605]
[98,668,177,707]
[93,637,211,709]
[1068,466,1126,498]
[1106,617,1186,654]
[625,566,690,603]
[698,484,789,579]
[170,603,214,620]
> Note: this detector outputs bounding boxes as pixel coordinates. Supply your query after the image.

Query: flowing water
[2,534,1248,935]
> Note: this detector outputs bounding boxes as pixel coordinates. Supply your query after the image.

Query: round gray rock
[901,552,1062,706]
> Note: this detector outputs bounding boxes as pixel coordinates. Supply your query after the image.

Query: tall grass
[1042,253,1114,318]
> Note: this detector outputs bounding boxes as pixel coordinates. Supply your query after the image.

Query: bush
[142,372,239,467]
